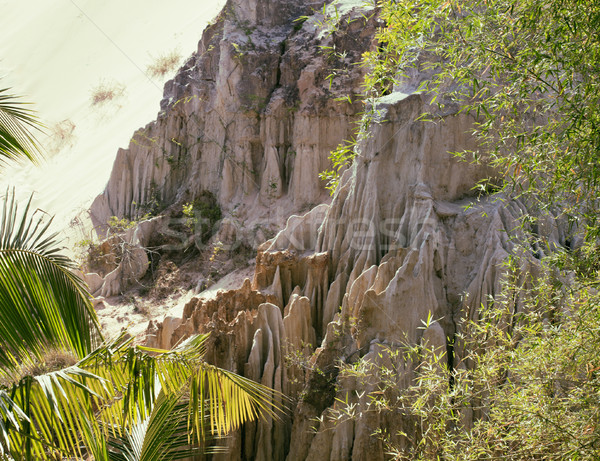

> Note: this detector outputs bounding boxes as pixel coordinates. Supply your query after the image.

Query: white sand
[0,0,225,237]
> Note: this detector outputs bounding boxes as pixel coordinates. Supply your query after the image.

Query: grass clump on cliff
[147,50,182,78]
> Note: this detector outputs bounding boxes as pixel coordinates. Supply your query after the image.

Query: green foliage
[185,191,222,246]
[365,0,600,236]
[0,331,284,460]
[182,201,195,231]
[75,236,97,255]
[426,267,598,459]
[0,190,101,370]
[319,137,357,194]
[0,260,274,459]
[0,87,43,166]
[458,285,600,460]
[0,194,279,457]
[321,0,600,457]
[108,215,138,233]
[107,212,153,235]
[330,255,600,459]
[293,15,308,32]
[135,180,163,218]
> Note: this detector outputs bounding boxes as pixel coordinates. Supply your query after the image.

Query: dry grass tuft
[47,119,76,154]
[90,80,125,106]
[26,349,79,377]
[147,50,183,78]
[0,349,79,387]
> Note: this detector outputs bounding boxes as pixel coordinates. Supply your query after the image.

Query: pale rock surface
[90,0,376,243]
[83,216,167,297]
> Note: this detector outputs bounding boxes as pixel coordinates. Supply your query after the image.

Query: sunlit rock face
[244,91,543,461]
[90,0,374,234]
[90,0,570,459]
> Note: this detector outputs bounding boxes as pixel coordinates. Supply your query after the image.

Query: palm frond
[142,334,286,441]
[0,335,133,460]
[89,333,286,452]
[2,366,107,460]
[0,389,27,457]
[0,190,101,371]
[190,364,284,439]
[0,88,43,165]
[1,326,285,459]
[107,390,219,461]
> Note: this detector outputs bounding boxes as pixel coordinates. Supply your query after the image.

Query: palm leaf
[141,334,285,442]
[106,389,220,461]
[1,330,286,459]
[0,311,285,459]
[136,392,202,461]
[0,336,132,460]
[2,366,106,460]
[0,88,43,166]
[0,389,27,457]
[0,190,102,372]
[91,334,286,457]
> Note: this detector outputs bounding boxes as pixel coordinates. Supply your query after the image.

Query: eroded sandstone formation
[90,0,376,233]
[88,0,570,459]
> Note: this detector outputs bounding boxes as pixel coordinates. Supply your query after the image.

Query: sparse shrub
[146,50,182,78]
[90,80,125,106]
[106,212,153,235]
[182,201,195,231]
[75,237,118,277]
[75,237,101,266]
[320,137,358,194]
[47,119,76,154]
[134,180,163,218]
[183,190,222,247]
[208,241,224,263]
[107,216,137,233]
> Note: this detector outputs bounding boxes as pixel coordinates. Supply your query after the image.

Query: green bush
[183,190,222,246]
[319,0,600,457]
[330,254,600,459]
[364,0,600,237]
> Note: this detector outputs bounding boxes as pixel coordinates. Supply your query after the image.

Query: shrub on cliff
[365,0,600,238]
[327,0,600,458]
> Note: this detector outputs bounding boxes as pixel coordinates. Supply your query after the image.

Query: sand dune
[0,0,224,237]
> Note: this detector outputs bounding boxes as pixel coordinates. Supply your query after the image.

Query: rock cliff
[89,0,568,459]
[90,0,374,232]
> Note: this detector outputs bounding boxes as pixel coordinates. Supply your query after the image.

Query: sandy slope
[0,0,224,237]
